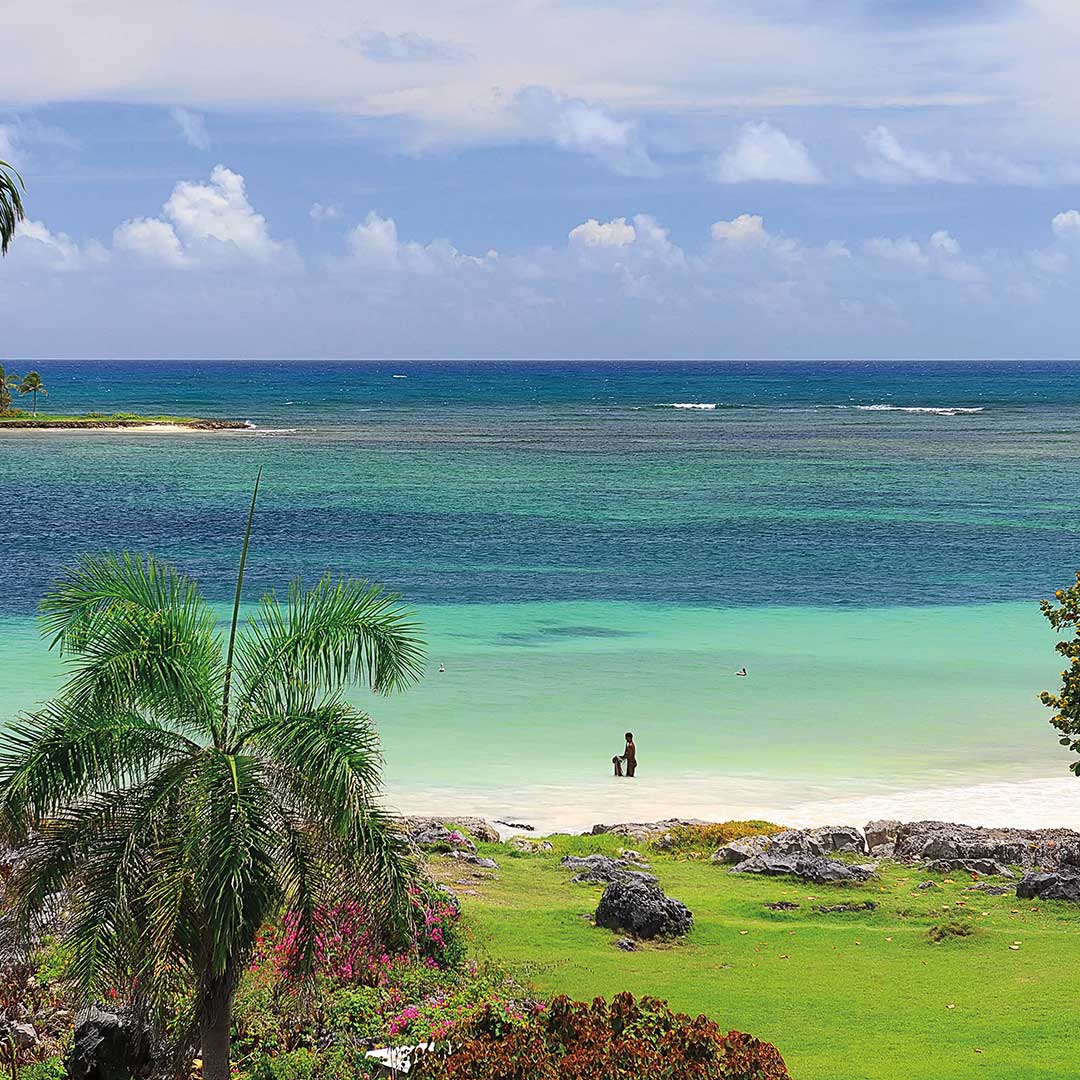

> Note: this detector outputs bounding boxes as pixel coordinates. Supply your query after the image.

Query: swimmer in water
[735,667,747,677]
[438,663,445,673]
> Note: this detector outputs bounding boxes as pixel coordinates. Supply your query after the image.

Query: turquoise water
[1,360,1078,826]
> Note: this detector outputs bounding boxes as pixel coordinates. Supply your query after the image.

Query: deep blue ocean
[0,359,1077,614]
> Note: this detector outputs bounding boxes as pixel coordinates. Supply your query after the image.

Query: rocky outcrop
[508,837,553,853]
[445,851,498,869]
[864,820,902,857]
[891,821,1080,872]
[924,858,1013,878]
[67,1007,156,1080]
[729,854,874,884]
[561,854,657,886]
[402,816,500,845]
[594,880,693,939]
[589,819,712,844]
[713,826,865,865]
[1016,870,1080,902]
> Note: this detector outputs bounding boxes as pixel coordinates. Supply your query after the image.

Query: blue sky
[3,0,1080,358]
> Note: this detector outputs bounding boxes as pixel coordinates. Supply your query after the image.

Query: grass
[430,833,1079,1080]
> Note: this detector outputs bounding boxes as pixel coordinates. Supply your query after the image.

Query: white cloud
[345,211,494,273]
[710,213,770,248]
[866,231,984,284]
[631,214,684,266]
[857,126,968,184]
[713,122,822,185]
[113,217,187,267]
[514,87,654,177]
[12,219,100,271]
[865,235,930,267]
[1051,210,1080,239]
[110,165,283,268]
[310,202,342,223]
[169,106,210,150]
[930,229,960,255]
[568,217,636,248]
[165,166,278,258]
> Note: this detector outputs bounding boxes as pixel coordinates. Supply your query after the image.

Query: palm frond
[39,553,223,730]
[0,160,25,256]
[236,576,426,713]
[0,702,198,840]
[198,750,282,978]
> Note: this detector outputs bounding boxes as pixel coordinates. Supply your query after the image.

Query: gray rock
[594,879,693,939]
[729,854,873,884]
[966,883,1012,896]
[590,819,712,844]
[924,858,1014,878]
[917,880,939,890]
[561,854,656,886]
[864,820,902,855]
[445,851,498,869]
[712,826,865,865]
[402,816,500,844]
[412,825,478,853]
[893,821,1080,871]
[1016,870,1080,902]
[614,937,638,951]
[764,901,800,911]
[508,837,553,853]
[67,1007,156,1080]
[0,1020,38,1050]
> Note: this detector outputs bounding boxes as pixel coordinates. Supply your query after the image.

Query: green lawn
[436,835,1078,1080]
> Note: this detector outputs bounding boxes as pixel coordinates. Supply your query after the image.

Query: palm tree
[0,364,20,414]
[0,475,427,1080]
[0,160,25,255]
[17,371,46,416]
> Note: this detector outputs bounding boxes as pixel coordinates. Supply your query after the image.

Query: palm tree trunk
[32,389,37,416]
[200,977,236,1080]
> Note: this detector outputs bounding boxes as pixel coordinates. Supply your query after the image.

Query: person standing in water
[619,732,637,778]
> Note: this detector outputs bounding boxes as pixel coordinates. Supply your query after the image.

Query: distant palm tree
[0,161,25,255]
[0,475,427,1080]
[17,371,46,416]
[0,364,20,413]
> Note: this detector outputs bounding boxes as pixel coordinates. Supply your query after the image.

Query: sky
[3,0,1080,358]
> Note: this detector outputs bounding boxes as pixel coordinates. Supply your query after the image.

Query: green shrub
[19,1058,67,1080]
[654,820,786,857]
[243,1047,380,1080]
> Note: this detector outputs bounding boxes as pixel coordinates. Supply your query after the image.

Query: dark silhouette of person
[619,732,637,778]
[736,667,747,677]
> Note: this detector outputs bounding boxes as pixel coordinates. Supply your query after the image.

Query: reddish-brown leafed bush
[416,992,791,1080]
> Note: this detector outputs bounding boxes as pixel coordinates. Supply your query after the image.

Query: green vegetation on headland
[0,411,248,429]
[0,362,245,427]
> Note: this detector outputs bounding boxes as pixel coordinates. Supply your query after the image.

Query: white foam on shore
[657,402,718,410]
[387,773,1080,836]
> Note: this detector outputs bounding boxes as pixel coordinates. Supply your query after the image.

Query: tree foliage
[418,993,791,1080]
[1040,572,1080,775]
[0,160,25,255]
[0,364,20,413]
[0,478,427,1080]
[18,370,47,415]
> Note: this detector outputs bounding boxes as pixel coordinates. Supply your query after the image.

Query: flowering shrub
[416,993,791,1080]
